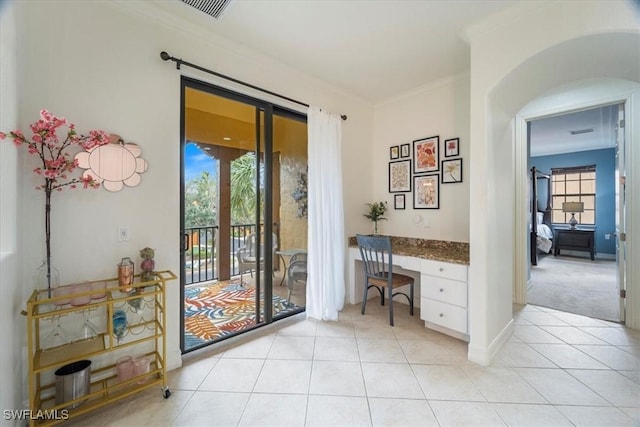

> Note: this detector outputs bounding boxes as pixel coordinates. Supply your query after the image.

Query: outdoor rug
[184,280,300,350]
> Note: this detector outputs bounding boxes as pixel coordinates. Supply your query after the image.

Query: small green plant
[364,201,388,234]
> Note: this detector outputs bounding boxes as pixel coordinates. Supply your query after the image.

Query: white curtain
[306,106,345,321]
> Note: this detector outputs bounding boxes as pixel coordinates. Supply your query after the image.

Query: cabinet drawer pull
[439,288,444,292]
[439,313,444,317]
[439,267,444,272]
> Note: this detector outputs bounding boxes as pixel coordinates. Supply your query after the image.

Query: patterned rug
[184,280,301,350]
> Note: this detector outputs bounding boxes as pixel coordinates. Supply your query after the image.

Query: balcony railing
[185,223,279,286]
[184,225,218,285]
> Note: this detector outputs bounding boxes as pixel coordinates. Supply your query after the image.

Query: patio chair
[235,232,278,283]
[286,251,307,305]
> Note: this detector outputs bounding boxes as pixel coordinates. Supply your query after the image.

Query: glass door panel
[182,83,264,352]
[180,78,306,353]
[273,112,307,318]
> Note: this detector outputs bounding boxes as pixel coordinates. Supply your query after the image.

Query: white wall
[13,0,373,388]
[371,74,470,241]
[0,1,24,422]
[466,0,640,364]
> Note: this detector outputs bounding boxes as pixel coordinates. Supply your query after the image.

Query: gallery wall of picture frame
[387,135,462,210]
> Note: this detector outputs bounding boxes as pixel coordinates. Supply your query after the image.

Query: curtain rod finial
[160,51,171,61]
[341,114,347,121]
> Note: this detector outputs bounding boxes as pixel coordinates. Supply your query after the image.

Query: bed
[530,167,553,265]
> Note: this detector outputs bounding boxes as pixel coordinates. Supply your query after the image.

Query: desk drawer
[392,255,420,271]
[421,276,467,307]
[421,298,468,334]
[420,259,467,281]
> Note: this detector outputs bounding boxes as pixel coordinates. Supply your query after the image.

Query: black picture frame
[413,174,439,209]
[388,160,411,193]
[394,194,405,210]
[444,138,459,157]
[442,158,463,183]
[413,136,440,174]
[390,145,399,160]
[400,143,410,158]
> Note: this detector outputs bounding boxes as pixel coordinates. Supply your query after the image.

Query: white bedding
[530,222,553,253]
[537,223,553,240]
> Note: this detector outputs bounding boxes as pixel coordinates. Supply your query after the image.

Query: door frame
[514,83,637,324]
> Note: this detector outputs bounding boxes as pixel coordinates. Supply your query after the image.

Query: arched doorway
[468,29,640,364]
[491,33,640,325]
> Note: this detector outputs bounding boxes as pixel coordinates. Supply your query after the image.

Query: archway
[469,30,640,364]
[514,79,637,319]
[491,31,640,319]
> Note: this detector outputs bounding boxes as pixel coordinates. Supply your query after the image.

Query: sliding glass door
[180,77,306,353]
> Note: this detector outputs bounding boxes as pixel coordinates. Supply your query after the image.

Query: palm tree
[230,152,264,226]
[185,171,217,228]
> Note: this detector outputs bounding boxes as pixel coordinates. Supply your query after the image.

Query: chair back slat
[356,234,393,281]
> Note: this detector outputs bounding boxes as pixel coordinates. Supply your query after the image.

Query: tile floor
[68,301,639,426]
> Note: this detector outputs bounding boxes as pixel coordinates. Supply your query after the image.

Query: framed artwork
[413,136,439,174]
[444,138,459,157]
[388,160,411,193]
[414,174,439,209]
[400,143,410,158]
[394,194,405,210]
[390,145,399,160]
[442,158,463,183]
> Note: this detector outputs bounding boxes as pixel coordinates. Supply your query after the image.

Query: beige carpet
[528,254,620,322]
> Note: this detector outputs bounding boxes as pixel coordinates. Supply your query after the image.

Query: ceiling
[148,1,621,157]
[151,0,522,103]
[530,104,620,157]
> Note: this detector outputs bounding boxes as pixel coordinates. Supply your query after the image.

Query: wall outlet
[118,226,130,241]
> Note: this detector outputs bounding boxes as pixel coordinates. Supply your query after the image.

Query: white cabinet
[420,259,469,340]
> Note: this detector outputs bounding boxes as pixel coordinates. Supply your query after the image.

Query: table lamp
[562,201,584,230]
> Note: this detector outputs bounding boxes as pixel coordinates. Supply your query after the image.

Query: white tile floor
[68,301,639,426]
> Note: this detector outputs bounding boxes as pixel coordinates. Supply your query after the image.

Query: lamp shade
[562,201,584,213]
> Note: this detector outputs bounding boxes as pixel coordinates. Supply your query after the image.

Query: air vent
[181,0,232,19]
[569,128,594,135]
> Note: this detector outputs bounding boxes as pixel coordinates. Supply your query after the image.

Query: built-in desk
[348,236,470,341]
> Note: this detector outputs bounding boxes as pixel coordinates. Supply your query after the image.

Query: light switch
[119,226,130,241]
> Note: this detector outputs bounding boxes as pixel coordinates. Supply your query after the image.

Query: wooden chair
[356,234,414,326]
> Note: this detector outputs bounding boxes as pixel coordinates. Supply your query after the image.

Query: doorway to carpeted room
[528,254,618,322]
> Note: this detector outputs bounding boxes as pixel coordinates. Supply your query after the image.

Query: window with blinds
[551,165,596,226]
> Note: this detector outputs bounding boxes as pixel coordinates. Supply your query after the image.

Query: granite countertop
[348,235,469,265]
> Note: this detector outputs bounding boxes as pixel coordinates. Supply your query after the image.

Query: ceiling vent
[180,0,232,19]
[569,128,594,135]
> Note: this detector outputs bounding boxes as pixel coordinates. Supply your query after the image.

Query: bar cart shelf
[25,270,176,426]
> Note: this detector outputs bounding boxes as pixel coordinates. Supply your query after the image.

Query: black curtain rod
[160,51,347,120]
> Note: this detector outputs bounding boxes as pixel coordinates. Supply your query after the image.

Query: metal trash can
[55,360,91,409]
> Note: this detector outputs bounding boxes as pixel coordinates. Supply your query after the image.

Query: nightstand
[554,229,595,260]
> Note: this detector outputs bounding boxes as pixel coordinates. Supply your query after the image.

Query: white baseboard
[468,319,514,365]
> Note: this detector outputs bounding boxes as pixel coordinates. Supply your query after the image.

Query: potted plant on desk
[364,201,388,235]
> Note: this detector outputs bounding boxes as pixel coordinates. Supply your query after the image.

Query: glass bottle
[118,257,134,292]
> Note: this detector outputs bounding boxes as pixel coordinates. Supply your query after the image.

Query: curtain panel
[306,106,345,321]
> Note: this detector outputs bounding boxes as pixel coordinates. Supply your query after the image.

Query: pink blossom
[1,110,107,198]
